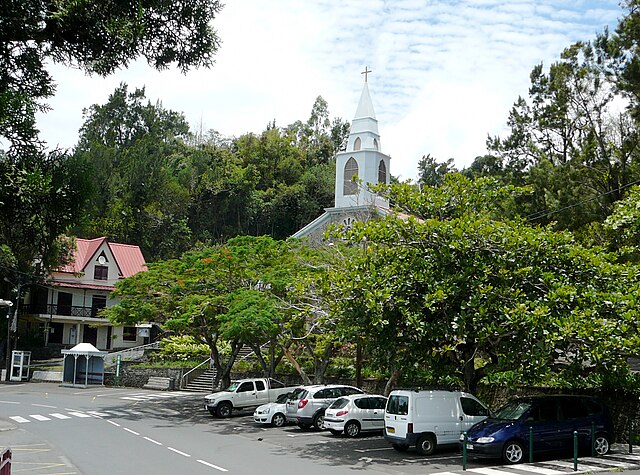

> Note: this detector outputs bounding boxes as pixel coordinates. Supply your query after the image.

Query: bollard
[591,422,595,457]
[574,430,578,472]
[529,426,533,463]
[630,417,634,454]
[462,432,467,471]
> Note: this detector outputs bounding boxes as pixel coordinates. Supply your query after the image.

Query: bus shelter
[62,343,108,388]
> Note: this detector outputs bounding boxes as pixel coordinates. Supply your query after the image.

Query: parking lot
[200,410,640,475]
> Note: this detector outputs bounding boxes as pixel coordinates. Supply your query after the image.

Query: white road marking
[143,437,162,445]
[103,410,129,416]
[9,416,30,423]
[0,400,20,404]
[469,468,519,475]
[581,457,636,468]
[539,460,604,472]
[197,459,229,472]
[123,427,140,436]
[87,411,110,417]
[354,447,395,453]
[29,414,51,421]
[167,447,191,457]
[513,464,566,475]
[49,413,71,420]
[107,420,120,427]
[68,411,91,418]
[605,453,640,461]
[32,403,56,408]
[431,472,458,475]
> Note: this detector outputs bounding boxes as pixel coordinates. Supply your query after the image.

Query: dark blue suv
[462,395,614,464]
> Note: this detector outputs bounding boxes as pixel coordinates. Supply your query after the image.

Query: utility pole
[1,299,13,381]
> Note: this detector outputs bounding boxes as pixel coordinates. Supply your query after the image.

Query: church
[292,69,394,243]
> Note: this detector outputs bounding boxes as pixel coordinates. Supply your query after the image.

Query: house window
[123,326,137,341]
[94,265,108,280]
[354,137,361,151]
[91,295,107,317]
[378,160,387,184]
[343,157,359,195]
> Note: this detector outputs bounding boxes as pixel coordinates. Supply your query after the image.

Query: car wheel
[271,413,286,428]
[503,440,524,464]
[392,443,409,452]
[345,421,361,438]
[329,429,342,436]
[216,402,232,418]
[313,412,325,431]
[594,434,611,455]
[416,434,436,456]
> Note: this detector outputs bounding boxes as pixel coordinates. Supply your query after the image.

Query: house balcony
[21,304,109,323]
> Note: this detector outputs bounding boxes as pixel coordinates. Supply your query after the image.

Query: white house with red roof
[21,237,149,352]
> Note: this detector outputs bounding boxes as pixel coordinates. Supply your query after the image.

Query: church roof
[354,81,376,119]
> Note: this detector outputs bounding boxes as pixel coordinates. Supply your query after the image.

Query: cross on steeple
[361,66,372,83]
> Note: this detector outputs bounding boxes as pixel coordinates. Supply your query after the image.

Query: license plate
[387,427,395,434]
[466,444,473,450]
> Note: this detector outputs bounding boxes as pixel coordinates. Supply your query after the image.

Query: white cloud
[36,0,622,181]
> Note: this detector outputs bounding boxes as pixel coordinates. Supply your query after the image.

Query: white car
[324,394,387,437]
[253,389,302,427]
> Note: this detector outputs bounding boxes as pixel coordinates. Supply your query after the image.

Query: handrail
[180,357,212,389]
[104,341,160,365]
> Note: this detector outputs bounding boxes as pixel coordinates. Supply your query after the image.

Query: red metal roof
[57,237,146,278]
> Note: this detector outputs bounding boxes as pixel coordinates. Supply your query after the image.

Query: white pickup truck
[204,378,298,418]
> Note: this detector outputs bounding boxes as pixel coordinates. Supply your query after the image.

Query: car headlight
[262,407,270,414]
[476,437,495,444]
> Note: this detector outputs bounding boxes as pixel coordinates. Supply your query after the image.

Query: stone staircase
[182,345,257,392]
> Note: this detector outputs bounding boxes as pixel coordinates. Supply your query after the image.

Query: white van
[384,390,489,455]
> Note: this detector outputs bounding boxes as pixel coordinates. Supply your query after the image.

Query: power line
[524,179,640,223]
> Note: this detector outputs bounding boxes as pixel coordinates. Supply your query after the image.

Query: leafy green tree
[1,0,223,156]
[74,84,193,260]
[327,176,640,393]
[417,154,457,187]
[106,236,314,388]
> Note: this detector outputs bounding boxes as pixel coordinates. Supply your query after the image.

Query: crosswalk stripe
[29,414,51,421]
[469,467,516,475]
[539,460,602,472]
[581,457,636,468]
[87,411,110,417]
[605,453,640,461]
[9,416,30,423]
[103,410,130,416]
[67,411,91,418]
[49,413,71,420]
[512,464,565,475]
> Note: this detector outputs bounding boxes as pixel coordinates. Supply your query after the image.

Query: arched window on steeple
[344,157,359,195]
[373,138,379,150]
[354,137,361,151]
[378,160,387,184]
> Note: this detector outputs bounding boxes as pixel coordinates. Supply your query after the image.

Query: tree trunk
[383,367,400,396]
[282,345,311,385]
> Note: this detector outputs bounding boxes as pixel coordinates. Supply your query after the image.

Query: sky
[37,0,624,182]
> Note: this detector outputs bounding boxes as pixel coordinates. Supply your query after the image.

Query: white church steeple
[334,68,390,208]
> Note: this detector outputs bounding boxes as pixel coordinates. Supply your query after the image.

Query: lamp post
[1,299,13,382]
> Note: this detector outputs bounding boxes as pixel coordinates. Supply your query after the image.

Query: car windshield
[275,393,290,404]
[494,401,532,420]
[224,381,240,392]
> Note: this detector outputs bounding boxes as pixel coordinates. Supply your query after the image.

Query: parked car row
[207,381,615,465]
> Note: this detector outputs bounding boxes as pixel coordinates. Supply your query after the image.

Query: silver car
[324,394,387,437]
[253,388,304,427]
[285,384,364,430]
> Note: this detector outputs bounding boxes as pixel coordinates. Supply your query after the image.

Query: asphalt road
[2,383,640,475]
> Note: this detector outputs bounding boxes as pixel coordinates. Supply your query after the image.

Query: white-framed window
[343,157,359,195]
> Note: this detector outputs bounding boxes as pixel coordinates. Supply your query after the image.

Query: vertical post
[629,417,633,454]
[115,354,121,386]
[573,431,578,471]
[529,426,534,463]
[591,422,595,457]
[462,432,467,471]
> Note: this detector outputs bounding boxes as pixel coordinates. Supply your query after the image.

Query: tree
[105,236,314,388]
[417,154,457,188]
[1,0,223,156]
[326,176,640,393]
[74,84,193,260]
